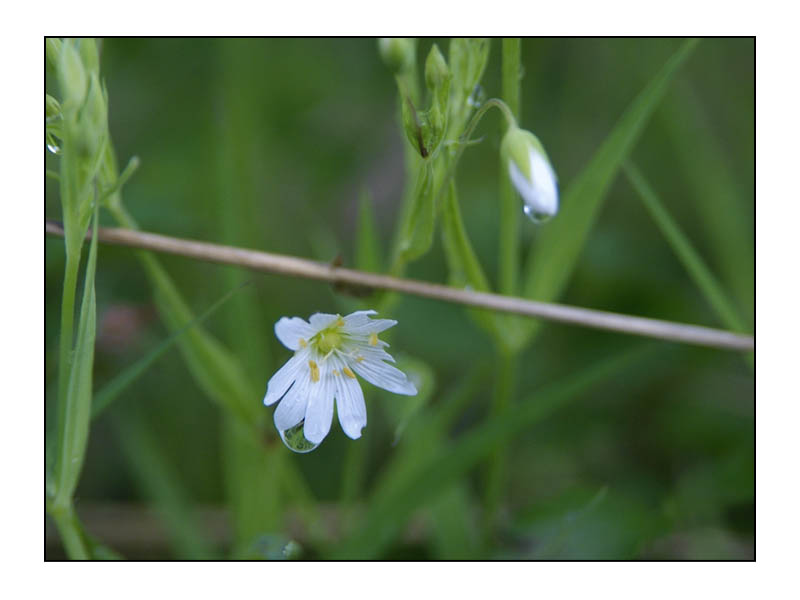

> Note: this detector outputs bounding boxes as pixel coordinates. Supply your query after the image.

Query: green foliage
[52,205,98,508]
[518,39,699,349]
[332,346,649,558]
[115,409,217,559]
[624,162,747,334]
[46,38,753,560]
[92,283,246,419]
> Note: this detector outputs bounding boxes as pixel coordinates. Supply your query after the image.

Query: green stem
[499,38,522,296]
[483,350,517,538]
[56,246,81,407]
[484,40,523,536]
[50,503,90,559]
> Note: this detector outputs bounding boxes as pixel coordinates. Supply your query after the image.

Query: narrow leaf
[660,79,754,324]
[520,39,699,346]
[92,282,248,420]
[440,180,499,338]
[53,202,99,507]
[624,162,747,333]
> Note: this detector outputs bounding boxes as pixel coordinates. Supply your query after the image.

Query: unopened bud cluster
[47,38,108,162]
[380,38,559,223]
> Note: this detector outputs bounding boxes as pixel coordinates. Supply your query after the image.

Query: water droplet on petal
[279,421,320,453]
[523,204,553,224]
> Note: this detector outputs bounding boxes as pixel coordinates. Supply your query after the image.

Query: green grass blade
[519,39,699,346]
[440,180,500,340]
[114,410,217,559]
[92,283,248,420]
[108,198,260,429]
[214,46,273,384]
[624,162,746,333]
[105,148,292,559]
[144,252,261,426]
[332,346,651,558]
[53,202,99,510]
[659,79,754,325]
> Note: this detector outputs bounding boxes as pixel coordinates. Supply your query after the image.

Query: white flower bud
[501,126,559,222]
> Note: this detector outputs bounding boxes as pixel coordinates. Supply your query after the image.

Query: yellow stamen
[343,366,356,379]
[308,360,320,383]
[356,356,365,362]
[332,369,340,377]
[298,338,307,348]
[369,332,378,346]
[336,316,345,328]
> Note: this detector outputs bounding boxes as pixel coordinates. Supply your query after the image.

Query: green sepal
[399,161,435,260]
[400,44,451,159]
[500,126,549,181]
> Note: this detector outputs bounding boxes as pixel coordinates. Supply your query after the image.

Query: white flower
[501,125,559,222]
[264,310,417,445]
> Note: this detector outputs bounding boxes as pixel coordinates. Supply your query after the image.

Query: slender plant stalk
[44,222,754,352]
[56,249,81,426]
[50,504,89,560]
[483,349,516,538]
[498,38,521,296]
[485,39,523,536]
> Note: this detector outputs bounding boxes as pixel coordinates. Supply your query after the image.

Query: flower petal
[309,312,340,331]
[303,361,335,444]
[334,359,367,440]
[342,310,377,329]
[528,150,558,216]
[343,318,397,336]
[344,343,395,364]
[273,372,311,431]
[510,153,558,218]
[351,356,417,396]
[275,317,315,351]
[263,348,309,406]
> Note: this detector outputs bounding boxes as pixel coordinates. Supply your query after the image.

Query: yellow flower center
[312,316,346,355]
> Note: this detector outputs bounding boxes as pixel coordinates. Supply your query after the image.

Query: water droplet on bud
[523,204,553,224]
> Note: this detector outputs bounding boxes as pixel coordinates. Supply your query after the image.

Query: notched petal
[275,316,314,350]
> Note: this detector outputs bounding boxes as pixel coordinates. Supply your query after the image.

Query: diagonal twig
[45,221,754,352]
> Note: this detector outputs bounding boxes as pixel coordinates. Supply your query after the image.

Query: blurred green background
[45,38,754,559]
